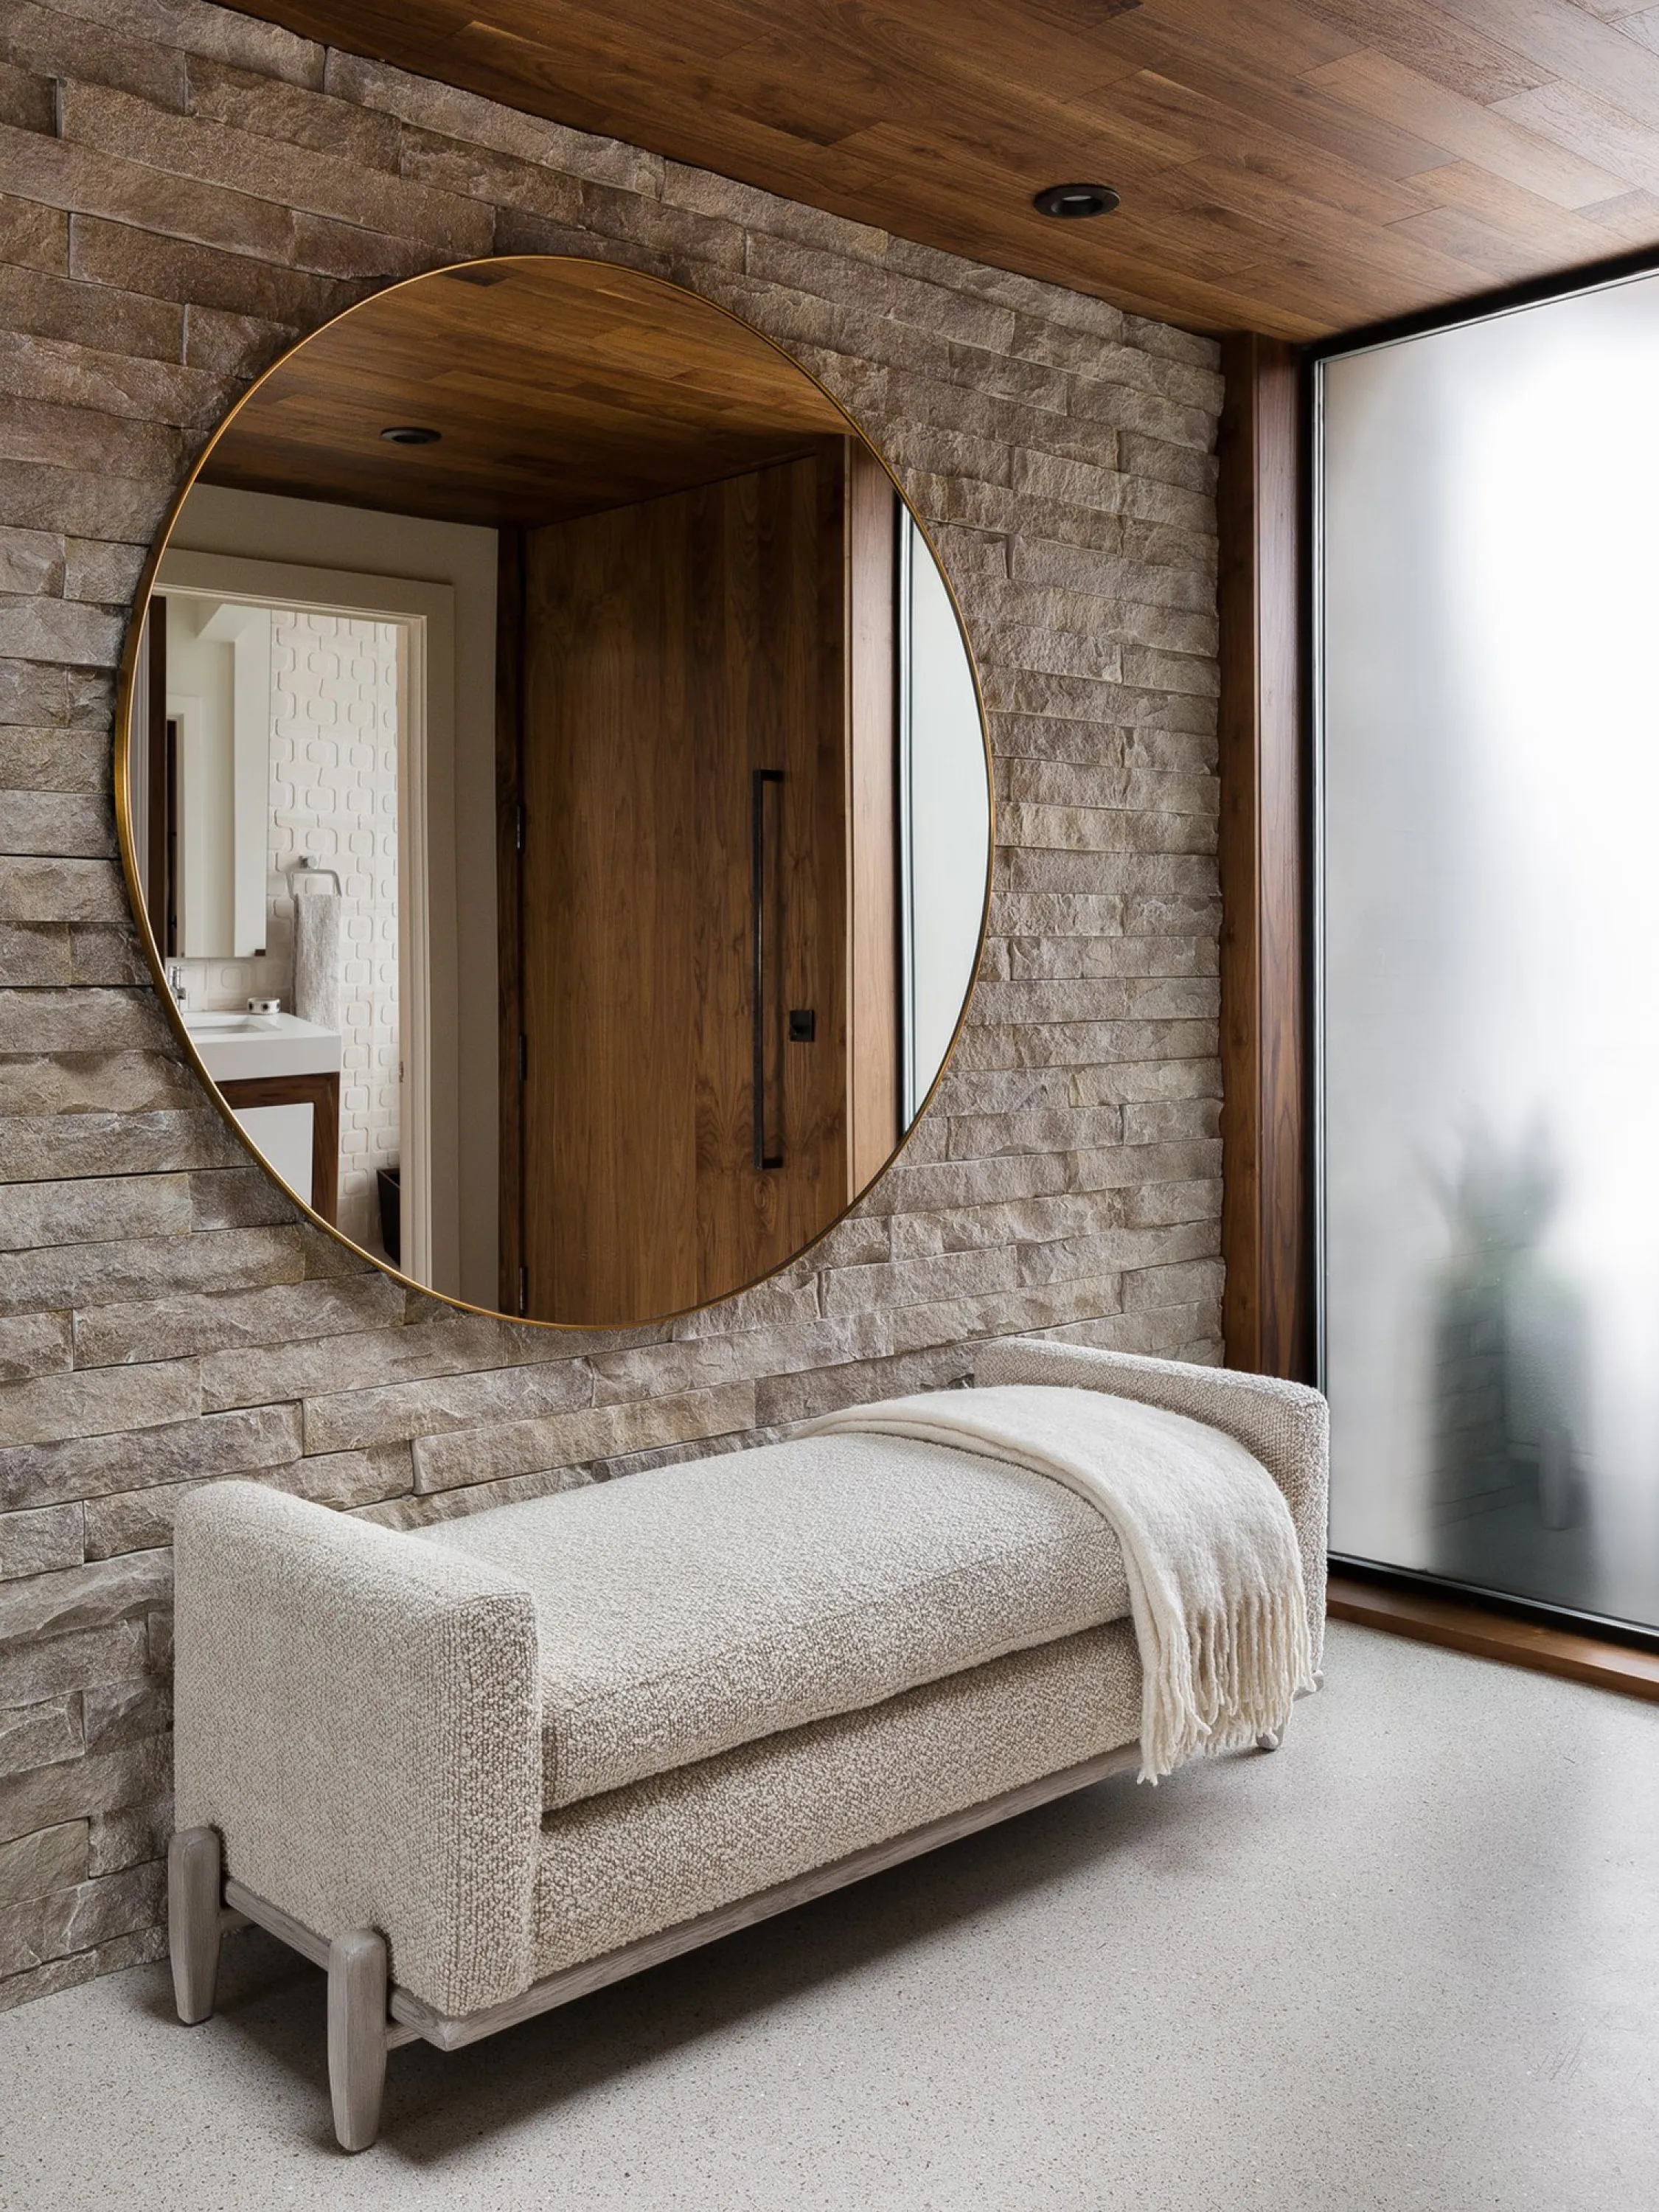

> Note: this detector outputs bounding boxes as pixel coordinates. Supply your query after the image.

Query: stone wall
[0,0,1224,2008]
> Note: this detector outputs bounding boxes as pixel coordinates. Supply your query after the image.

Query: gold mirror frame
[114,256,995,1331]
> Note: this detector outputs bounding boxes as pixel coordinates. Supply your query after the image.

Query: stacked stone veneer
[0,0,1224,2008]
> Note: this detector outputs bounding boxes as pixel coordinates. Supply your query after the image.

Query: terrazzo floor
[1,1621,1656,2212]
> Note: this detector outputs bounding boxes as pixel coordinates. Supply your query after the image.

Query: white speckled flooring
[2,1621,1657,2212]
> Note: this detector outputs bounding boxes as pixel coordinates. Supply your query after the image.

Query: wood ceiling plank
[1086,66,1446,220]
[1572,184,1659,243]
[1433,0,1659,128]
[232,0,1659,338]
[1493,78,1659,193]
[1305,47,1632,205]
[1408,152,1649,258]
[1295,0,1554,104]
[1621,10,1659,60]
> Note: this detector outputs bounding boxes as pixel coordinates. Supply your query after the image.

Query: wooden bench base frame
[171,1741,1147,2151]
[170,1708,1309,2151]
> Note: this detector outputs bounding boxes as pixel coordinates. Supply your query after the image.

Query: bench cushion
[420,1431,1128,1811]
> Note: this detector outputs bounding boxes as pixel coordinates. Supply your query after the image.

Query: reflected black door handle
[751,768,785,1171]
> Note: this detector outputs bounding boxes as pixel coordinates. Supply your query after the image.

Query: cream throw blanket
[807,1384,1315,1782]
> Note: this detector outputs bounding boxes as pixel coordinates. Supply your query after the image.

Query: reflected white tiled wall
[183,611,401,1256]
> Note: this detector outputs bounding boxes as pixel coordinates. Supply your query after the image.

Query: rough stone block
[409,1379,757,1495]
[0,193,67,276]
[0,1401,301,1512]
[79,1676,168,1753]
[324,48,663,190]
[357,1460,585,1532]
[66,210,358,325]
[0,1108,238,1183]
[755,1341,975,1427]
[61,538,147,607]
[0,1502,82,1580]
[820,1245,1020,1319]
[305,1354,594,1455]
[2,1,186,110]
[1122,1258,1226,1313]
[0,793,116,866]
[86,1798,169,1878]
[0,1620,146,1707]
[1,984,172,1054]
[0,1313,71,1384]
[187,55,400,169]
[0,1819,88,1907]
[73,1271,405,1369]
[0,919,67,983]
[0,725,108,793]
[187,1166,296,1231]
[0,1694,82,1779]
[58,81,493,257]
[0,1358,199,1448]
[398,125,582,220]
[68,925,149,986]
[0,1550,170,1652]
[178,300,292,376]
[0,260,182,366]
[0,1172,191,1253]
[0,1227,305,1320]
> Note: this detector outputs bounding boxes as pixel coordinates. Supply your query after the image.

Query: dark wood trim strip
[1217,332,1307,1381]
[495,526,526,1318]
[219,1071,340,1227]
[1329,1573,1659,1705]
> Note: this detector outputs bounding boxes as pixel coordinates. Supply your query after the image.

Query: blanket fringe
[1138,1585,1315,1784]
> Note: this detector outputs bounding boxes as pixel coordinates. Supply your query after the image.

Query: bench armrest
[973,1338,1329,1661]
[173,1482,540,2017]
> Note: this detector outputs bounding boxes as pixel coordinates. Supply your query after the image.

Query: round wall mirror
[119,257,992,1329]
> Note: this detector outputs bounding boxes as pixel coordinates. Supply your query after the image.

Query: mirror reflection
[125,258,990,1328]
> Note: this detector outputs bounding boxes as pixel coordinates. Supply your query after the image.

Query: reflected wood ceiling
[200,256,849,526]
[245,0,1659,340]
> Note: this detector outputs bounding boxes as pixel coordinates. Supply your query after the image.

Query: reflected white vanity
[184,1010,341,1223]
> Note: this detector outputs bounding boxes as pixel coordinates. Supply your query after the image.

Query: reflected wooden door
[520,446,849,1324]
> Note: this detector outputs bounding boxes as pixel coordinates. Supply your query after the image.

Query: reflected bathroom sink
[181,1009,341,1084]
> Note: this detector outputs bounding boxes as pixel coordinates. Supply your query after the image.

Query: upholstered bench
[167,1337,1328,2149]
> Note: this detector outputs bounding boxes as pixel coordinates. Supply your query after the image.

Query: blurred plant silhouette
[1425,1118,1589,1543]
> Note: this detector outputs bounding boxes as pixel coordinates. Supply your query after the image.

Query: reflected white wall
[900,515,990,1120]
[1322,271,1659,1628]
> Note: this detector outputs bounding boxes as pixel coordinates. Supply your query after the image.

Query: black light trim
[1033,181,1120,220]
[380,425,442,445]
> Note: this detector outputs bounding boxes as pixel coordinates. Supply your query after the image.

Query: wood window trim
[1217,331,1307,1384]
[1328,1573,1659,1706]
[1222,335,1659,1694]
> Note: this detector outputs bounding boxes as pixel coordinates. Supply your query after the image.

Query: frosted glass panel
[1321,272,1659,1631]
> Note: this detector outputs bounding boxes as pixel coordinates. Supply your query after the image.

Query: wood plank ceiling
[199,256,849,525]
[243,0,1659,338]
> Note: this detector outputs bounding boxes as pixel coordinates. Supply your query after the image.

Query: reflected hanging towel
[292,889,341,1032]
[806,1383,1315,1781]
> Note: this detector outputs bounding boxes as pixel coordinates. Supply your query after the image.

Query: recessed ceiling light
[380,425,441,445]
[1033,182,1121,219]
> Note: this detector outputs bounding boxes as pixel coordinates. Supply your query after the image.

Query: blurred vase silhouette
[1426,1121,1590,1568]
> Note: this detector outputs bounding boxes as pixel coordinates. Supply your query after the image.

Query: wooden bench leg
[328,1930,389,2153]
[168,1828,223,2025]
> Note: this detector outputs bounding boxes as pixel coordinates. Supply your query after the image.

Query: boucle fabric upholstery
[173,1483,540,2017]
[974,1339,1329,1663]
[532,1619,1141,1976]
[810,1387,1313,1781]
[420,1432,1130,1810]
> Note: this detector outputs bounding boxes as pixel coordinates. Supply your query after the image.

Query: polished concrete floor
[2,1621,1656,2212]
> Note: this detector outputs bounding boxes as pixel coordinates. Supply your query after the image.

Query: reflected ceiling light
[1033,182,1120,219]
[380,425,441,445]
